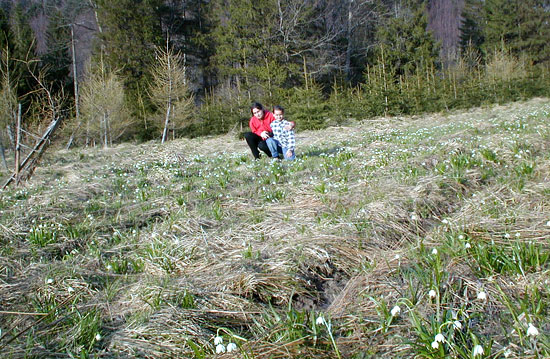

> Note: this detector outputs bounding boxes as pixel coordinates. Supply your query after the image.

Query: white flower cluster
[214,336,238,354]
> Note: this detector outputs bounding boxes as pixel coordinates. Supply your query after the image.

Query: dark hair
[273,105,285,113]
[250,102,264,114]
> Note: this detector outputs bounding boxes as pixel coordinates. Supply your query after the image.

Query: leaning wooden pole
[2,116,62,189]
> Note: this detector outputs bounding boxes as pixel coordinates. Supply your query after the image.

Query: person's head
[251,102,265,120]
[273,105,285,121]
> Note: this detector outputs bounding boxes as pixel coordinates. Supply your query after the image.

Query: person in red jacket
[244,102,294,160]
[244,102,277,159]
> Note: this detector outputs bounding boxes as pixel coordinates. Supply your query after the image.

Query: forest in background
[0,0,549,150]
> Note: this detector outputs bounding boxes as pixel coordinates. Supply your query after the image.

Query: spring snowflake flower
[216,344,226,354]
[431,341,439,349]
[546,220,550,227]
[431,248,438,255]
[67,286,75,293]
[465,242,471,249]
[46,278,54,284]
[390,305,401,317]
[226,342,238,352]
[527,323,539,337]
[316,316,325,325]
[214,336,223,345]
[410,213,418,221]
[441,219,449,224]
[394,254,400,260]
[95,333,101,341]
[458,234,464,240]
[434,333,445,343]
[504,233,511,239]
[477,291,487,300]
[453,321,462,330]
[428,289,437,298]
[473,344,484,356]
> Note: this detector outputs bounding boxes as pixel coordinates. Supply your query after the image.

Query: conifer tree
[41,10,72,96]
[459,0,484,55]
[207,0,284,99]
[93,0,164,109]
[0,7,10,51]
[481,0,518,54]
[374,0,439,78]
[9,4,37,100]
[515,0,550,65]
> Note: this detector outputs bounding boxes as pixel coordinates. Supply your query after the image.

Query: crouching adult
[244,102,294,160]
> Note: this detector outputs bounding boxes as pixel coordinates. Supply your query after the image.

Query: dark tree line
[0,0,549,145]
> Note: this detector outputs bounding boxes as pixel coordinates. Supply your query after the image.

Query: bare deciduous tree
[149,44,194,144]
[78,59,130,147]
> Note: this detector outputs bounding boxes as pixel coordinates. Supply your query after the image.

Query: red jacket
[249,111,275,137]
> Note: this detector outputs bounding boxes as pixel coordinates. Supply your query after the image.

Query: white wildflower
[226,342,238,352]
[527,323,539,337]
[458,234,464,240]
[431,248,438,255]
[214,336,223,345]
[465,242,471,249]
[442,219,449,224]
[477,291,487,300]
[431,341,439,349]
[316,316,325,325]
[453,321,462,330]
[46,278,54,284]
[390,305,401,317]
[473,344,484,356]
[428,289,437,298]
[434,333,445,343]
[216,344,226,354]
[411,213,418,221]
[67,286,74,293]
[504,233,511,239]
[394,254,400,260]
[95,333,101,341]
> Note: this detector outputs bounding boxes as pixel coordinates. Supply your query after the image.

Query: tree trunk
[67,24,80,150]
[162,101,171,144]
[345,0,354,81]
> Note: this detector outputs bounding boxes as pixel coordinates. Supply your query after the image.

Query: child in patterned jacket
[267,105,295,160]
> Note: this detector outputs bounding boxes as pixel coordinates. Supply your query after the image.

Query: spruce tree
[459,0,484,54]
[481,0,518,55]
[0,7,10,50]
[41,10,72,96]
[515,0,550,65]
[8,4,37,103]
[93,0,164,111]
[207,0,284,98]
[374,0,439,78]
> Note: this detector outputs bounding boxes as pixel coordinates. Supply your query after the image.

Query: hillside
[1,98,549,358]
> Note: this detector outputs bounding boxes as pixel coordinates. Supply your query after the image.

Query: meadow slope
[1,98,549,358]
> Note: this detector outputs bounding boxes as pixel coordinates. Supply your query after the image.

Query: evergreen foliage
[459,0,484,55]
[41,10,72,96]
[93,0,164,110]
[373,0,439,79]
[481,0,518,56]
[8,4,37,101]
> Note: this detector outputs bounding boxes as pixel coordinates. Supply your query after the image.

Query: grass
[0,98,550,358]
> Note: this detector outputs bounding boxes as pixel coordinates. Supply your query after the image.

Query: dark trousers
[244,132,271,159]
